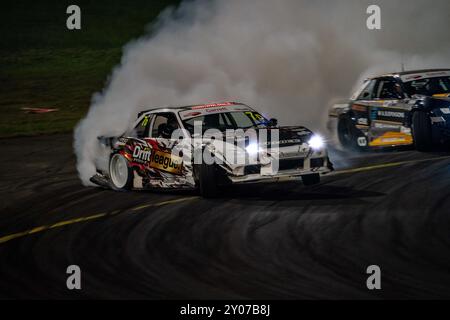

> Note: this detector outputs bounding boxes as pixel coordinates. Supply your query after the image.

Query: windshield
[403,76,450,96]
[182,111,270,134]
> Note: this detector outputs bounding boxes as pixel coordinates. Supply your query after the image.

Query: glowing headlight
[246,143,259,155]
[308,135,325,150]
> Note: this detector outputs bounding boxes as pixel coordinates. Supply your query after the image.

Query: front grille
[279,158,304,171]
[311,158,324,168]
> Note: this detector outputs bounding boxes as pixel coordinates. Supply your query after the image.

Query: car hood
[264,126,313,147]
[202,126,313,147]
[413,93,450,101]
[200,126,316,168]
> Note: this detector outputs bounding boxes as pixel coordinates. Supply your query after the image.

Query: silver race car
[91,102,333,197]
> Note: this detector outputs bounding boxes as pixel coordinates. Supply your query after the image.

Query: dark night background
[0,0,180,136]
[2,0,450,300]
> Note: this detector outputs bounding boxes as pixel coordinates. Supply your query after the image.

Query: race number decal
[244,111,265,123]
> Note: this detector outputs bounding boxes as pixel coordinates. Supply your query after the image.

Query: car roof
[137,101,248,118]
[369,68,450,80]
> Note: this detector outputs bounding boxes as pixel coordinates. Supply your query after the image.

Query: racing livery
[328,69,450,151]
[91,102,333,197]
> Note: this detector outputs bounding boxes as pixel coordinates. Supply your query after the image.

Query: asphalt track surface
[1,134,450,299]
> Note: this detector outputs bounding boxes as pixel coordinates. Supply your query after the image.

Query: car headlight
[308,135,325,150]
[245,143,259,155]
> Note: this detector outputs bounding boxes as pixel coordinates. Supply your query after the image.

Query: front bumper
[227,155,332,184]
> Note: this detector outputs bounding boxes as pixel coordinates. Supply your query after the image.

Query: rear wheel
[412,111,433,152]
[302,173,320,186]
[109,153,133,190]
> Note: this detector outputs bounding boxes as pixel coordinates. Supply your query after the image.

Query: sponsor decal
[401,71,450,82]
[244,111,265,122]
[373,122,399,129]
[179,103,252,120]
[370,107,378,120]
[357,118,369,125]
[383,101,397,107]
[191,102,235,110]
[205,107,228,113]
[404,75,423,81]
[352,104,367,112]
[369,132,413,147]
[183,112,202,118]
[440,108,450,114]
[357,137,368,147]
[296,130,311,136]
[148,150,183,174]
[132,144,183,175]
[262,139,302,146]
[381,137,405,143]
[141,116,150,127]
[433,94,450,98]
[377,110,405,118]
[133,145,152,161]
[425,71,448,77]
[430,116,445,123]
[400,126,411,134]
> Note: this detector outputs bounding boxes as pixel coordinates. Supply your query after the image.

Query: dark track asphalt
[1,134,450,299]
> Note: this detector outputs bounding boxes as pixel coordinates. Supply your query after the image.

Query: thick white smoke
[74,0,450,185]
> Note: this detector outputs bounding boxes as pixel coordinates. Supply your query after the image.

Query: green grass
[0,0,181,137]
[0,48,122,136]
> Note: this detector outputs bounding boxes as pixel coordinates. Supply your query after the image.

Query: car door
[367,77,413,146]
[146,112,192,188]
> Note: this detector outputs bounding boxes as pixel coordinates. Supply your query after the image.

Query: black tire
[197,163,219,198]
[412,111,433,152]
[337,117,352,147]
[338,117,367,151]
[109,153,133,190]
[302,173,320,186]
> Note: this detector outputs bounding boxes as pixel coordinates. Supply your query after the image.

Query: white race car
[91,102,333,197]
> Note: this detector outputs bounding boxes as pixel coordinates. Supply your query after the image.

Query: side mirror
[268,118,278,127]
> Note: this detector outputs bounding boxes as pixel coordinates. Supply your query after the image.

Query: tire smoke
[74,0,450,185]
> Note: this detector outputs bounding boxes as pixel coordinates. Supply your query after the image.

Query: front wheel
[197,163,219,198]
[338,117,367,151]
[302,173,320,186]
[412,111,433,152]
[109,153,133,190]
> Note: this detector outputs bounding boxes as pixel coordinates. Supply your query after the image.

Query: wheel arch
[109,152,134,190]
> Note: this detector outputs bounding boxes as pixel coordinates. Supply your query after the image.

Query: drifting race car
[328,69,450,151]
[91,102,333,197]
